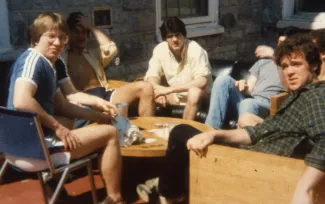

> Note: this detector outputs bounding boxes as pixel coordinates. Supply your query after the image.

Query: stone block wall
[8,0,274,81]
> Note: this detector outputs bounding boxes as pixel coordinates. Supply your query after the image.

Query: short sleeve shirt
[243,82,325,171]
[7,48,69,116]
[145,39,213,99]
[249,59,284,102]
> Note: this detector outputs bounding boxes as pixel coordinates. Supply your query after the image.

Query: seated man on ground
[145,16,212,120]
[6,12,123,204]
[210,27,305,129]
[138,33,325,204]
[63,12,155,119]
[205,57,284,129]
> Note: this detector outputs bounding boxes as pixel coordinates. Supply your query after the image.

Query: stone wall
[8,0,274,81]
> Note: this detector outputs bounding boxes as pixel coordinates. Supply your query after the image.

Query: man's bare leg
[70,125,122,202]
[237,112,264,128]
[183,87,207,120]
[111,81,155,116]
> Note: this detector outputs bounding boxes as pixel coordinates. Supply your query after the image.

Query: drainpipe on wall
[0,0,12,55]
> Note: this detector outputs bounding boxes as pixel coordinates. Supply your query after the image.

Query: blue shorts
[85,87,115,102]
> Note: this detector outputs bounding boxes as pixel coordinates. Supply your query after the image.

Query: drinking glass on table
[153,122,179,140]
[116,102,128,118]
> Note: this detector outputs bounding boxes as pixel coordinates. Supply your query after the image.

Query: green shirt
[243,81,325,171]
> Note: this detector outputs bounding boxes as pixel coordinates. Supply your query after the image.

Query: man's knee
[101,125,119,145]
[137,81,154,95]
[212,75,234,89]
[186,87,204,105]
[238,112,263,128]
[239,98,256,113]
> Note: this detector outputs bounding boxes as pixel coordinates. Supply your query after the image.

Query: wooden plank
[189,144,325,204]
[269,92,289,116]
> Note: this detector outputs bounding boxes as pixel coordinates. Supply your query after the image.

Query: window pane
[161,0,208,20]
[298,0,325,12]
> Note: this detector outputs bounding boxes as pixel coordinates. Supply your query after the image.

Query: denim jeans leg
[238,98,270,118]
[205,75,245,129]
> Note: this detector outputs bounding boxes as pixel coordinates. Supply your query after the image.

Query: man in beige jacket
[63,12,155,121]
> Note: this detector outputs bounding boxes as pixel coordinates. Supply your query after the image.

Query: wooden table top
[121,117,214,157]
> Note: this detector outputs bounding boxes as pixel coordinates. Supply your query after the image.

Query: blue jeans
[205,75,269,129]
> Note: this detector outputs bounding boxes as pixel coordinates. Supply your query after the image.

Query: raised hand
[255,45,274,59]
[96,98,118,117]
[155,95,167,107]
[235,79,248,93]
[77,15,92,29]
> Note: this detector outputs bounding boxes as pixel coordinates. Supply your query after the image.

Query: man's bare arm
[187,128,251,157]
[13,80,82,150]
[79,16,117,66]
[291,166,325,204]
[60,80,117,114]
[246,75,257,94]
[14,80,60,130]
[152,76,208,98]
[54,90,112,124]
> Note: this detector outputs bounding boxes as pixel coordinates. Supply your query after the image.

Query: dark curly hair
[66,11,90,36]
[160,16,187,41]
[275,33,321,75]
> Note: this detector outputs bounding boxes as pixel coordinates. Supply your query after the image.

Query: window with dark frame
[297,0,325,12]
[92,8,112,28]
[161,0,208,20]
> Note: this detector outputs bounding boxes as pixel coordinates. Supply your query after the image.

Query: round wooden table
[121,117,214,157]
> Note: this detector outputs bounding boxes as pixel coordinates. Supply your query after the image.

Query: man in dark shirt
[137,34,325,204]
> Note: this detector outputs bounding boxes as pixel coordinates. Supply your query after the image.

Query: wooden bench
[189,91,325,203]
[189,142,325,203]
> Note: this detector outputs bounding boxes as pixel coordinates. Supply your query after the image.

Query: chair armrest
[269,92,289,116]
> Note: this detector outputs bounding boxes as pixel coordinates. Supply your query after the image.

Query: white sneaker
[136,177,159,202]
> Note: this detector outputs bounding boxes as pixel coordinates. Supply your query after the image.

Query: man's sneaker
[136,177,159,202]
[160,195,185,204]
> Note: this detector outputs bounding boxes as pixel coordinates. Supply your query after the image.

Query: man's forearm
[56,99,103,122]
[213,128,251,145]
[66,92,100,109]
[91,27,111,46]
[147,77,162,89]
